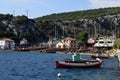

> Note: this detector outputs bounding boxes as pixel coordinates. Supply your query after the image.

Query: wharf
[14,47,78,53]
[41,48,67,53]
[15,46,48,51]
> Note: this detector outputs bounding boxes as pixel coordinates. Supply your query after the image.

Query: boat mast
[62,26,64,39]
[55,24,57,40]
[74,26,77,52]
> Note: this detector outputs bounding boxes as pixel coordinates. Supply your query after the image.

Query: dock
[14,46,79,53]
[15,46,48,51]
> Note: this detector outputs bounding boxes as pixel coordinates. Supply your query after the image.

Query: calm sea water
[0,51,120,80]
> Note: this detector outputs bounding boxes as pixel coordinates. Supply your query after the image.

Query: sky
[0,0,120,18]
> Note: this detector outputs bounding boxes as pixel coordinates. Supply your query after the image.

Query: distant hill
[37,7,120,21]
[0,7,120,45]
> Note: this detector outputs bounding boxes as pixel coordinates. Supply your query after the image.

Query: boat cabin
[94,37,115,48]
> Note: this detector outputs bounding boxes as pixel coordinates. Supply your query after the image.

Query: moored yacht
[94,37,115,48]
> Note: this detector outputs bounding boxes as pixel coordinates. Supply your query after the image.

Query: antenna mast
[26,10,28,18]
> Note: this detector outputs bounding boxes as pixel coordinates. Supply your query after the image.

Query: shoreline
[0,47,115,57]
[56,51,96,55]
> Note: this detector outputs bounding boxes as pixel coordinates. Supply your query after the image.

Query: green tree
[77,31,88,44]
[113,38,120,49]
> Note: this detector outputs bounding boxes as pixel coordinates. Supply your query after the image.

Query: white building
[64,37,77,48]
[56,37,77,49]
[56,42,65,49]
[0,38,15,49]
[20,38,29,48]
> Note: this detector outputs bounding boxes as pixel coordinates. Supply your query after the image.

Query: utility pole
[74,27,76,39]
[13,10,15,24]
[26,10,28,18]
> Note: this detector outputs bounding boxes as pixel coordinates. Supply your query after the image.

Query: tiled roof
[0,38,14,42]
[64,37,76,40]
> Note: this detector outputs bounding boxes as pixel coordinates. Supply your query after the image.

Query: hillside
[0,7,120,45]
[37,7,120,21]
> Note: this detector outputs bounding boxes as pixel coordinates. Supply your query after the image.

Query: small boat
[94,37,115,48]
[87,38,95,45]
[55,58,102,68]
[91,55,108,59]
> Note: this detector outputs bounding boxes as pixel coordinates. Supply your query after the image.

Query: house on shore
[20,38,29,48]
[56,40,65,49]
[56,37,77,49]
[0,38,15,50]
[64,37,77,48]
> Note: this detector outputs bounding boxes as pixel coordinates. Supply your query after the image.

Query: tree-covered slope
[37,7,120,21]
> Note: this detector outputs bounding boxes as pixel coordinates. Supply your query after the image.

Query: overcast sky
[0,0,120,18]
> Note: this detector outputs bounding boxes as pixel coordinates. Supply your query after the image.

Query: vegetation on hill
[0,7,120,46]
[37,7,120,21]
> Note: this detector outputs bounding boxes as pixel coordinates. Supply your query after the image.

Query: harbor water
[0,51,120,80]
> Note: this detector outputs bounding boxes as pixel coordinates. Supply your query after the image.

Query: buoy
[57,73,61,78]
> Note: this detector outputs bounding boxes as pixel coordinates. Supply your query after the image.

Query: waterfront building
[0,38,15,49]
[56,42,65,49]
[64,37,77,48]
[20,38,29,48]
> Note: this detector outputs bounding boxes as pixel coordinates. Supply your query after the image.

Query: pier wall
[118,54,120,68]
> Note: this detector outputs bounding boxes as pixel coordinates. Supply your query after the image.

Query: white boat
[94,37,115,47]
[87,38,95,44]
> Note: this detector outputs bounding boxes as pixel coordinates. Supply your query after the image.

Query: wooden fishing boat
[55,58,102,68]
[91,55,108,59]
